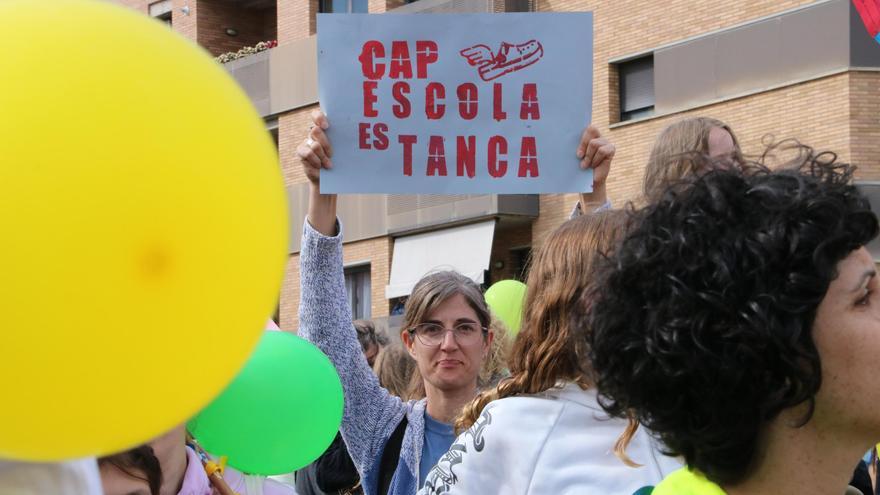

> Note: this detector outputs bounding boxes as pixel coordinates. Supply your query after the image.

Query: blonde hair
[373,344,417,399]
[402,270,492,400]
[643,117,742,202]
[456,211,627,417]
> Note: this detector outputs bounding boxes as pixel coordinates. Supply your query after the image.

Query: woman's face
[402,293,492,394]
[812,247,880,439]
[99,464,151,495]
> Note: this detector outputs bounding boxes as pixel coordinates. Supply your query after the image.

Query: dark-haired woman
[587,146,880,495]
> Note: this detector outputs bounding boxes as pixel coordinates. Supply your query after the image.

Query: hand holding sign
[297,110,339,237]
[577,125,616,209]
[297,110,334,183]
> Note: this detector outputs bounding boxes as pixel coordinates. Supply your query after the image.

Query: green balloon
[484,279,527,336]
[188,331,343,475]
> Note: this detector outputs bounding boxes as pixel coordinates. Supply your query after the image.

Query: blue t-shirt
[418,412,456,488]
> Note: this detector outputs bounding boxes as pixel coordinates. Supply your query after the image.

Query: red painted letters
[356,39,543,181]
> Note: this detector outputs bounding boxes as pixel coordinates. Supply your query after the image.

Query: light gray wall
[224,36,318,118]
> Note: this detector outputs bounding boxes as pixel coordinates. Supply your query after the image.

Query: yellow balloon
[0,0,288,460]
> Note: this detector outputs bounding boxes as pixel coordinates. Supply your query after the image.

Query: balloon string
[186,432,240,495]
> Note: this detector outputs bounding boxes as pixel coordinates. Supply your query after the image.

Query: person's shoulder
[487,388,570,416]
[489,384,610,441]
[466,391,568,445]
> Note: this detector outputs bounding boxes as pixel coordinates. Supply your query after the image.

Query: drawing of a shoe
[460,40,544,81]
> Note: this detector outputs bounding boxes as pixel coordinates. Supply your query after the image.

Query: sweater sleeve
[298,219,406,478]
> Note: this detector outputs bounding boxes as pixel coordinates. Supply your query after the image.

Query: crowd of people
[7,111,879,495]
[292,110,880,495]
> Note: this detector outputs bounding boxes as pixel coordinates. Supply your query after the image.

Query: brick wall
[279,254,301,330]
[526,0,862,248]
[171,0,198,41]
[110,0,880,330]
[850,71,880,180]
[278,103,317,330]
[279,0,318,41]
[280,234,392,331]
[345,236,394,321]
[276,0,878,326]
[531,73,856,248]
[113,0,198,41]
[279,108,314,187]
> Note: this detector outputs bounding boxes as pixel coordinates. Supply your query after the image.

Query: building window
[510,246,532,282]
[505,0,533,12]
[617,54,654,122]
[345,264,371,320]
[320,0,369,13]
[149,0,172,25]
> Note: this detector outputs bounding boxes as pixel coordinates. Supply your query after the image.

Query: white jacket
[418,382,682,495]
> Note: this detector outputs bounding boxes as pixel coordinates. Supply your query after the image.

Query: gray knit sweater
[298,220,426,495]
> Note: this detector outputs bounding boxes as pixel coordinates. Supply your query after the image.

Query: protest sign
[317,12,593,194]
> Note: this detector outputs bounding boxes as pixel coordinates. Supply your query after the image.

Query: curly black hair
[585,144,878,485]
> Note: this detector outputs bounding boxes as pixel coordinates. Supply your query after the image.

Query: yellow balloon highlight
[0,0,288,460]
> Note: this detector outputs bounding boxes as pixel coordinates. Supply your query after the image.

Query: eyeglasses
[408,322,487,347]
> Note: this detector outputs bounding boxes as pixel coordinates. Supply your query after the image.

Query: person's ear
[401,329,418,358]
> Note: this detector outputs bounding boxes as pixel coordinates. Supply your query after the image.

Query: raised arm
[575,124,614,215]
[296,110,406,475]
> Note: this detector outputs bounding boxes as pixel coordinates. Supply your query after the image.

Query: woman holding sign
[297,110,616,495]
[297,110,498,495]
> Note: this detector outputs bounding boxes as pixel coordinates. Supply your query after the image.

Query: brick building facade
[114,0,880,336]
